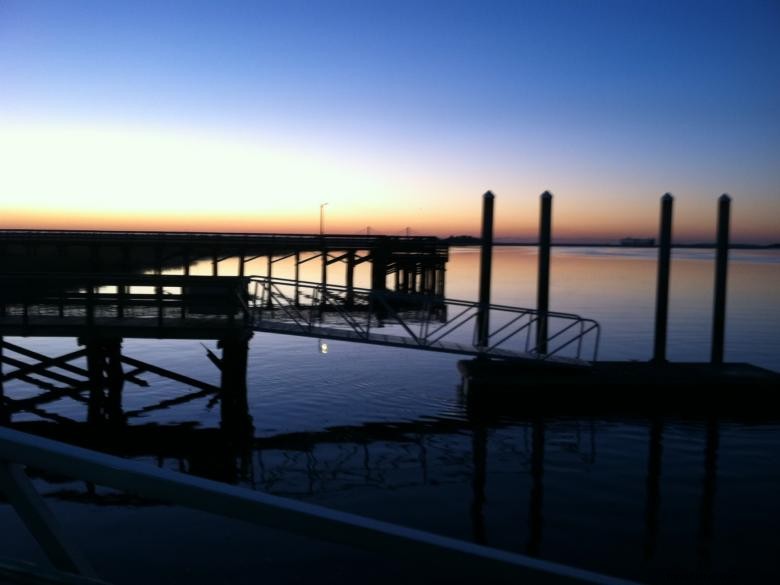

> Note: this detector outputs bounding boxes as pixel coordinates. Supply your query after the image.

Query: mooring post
[536,191,552,354]
[653,193,674,362]
[476,191,494,349]
[711,194,730,364]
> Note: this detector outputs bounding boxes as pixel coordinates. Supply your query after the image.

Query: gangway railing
[0,426,636,584]
[249,277,600,363]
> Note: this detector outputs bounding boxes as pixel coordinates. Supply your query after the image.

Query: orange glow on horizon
[1,121,777,244]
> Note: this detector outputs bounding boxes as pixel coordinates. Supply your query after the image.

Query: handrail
[249,276,601,362]
[0,426,637,584]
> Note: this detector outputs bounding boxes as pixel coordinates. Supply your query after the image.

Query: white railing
[0,426,636,584]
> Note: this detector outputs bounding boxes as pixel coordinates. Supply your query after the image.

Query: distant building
[620,237,655,247]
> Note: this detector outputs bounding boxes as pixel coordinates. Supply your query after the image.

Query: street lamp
[320,202,328,235]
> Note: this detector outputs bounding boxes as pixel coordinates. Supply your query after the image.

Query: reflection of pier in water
[2,350,730,568]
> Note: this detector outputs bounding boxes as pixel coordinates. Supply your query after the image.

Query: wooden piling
[218,334,252,437]
[536,191,552,354]
[370,245,388,292]
[653,193,674,362]
[294,251,300,307]
[346,250,355,307]
[0,338,5,424]
[476,191,494,349]
[711,194,730,364]
[320,250,328,302]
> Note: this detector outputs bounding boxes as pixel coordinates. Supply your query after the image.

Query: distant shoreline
[446,240,780,250]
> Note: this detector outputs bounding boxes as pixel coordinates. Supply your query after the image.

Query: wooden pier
[0,230,449,298]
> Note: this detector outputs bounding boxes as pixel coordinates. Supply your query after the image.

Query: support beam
[120,355,220,393]
[653,193,674,362]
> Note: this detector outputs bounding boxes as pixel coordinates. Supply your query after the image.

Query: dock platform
[459,359,780,414]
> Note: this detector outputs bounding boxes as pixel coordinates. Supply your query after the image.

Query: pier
[0,230,448,298]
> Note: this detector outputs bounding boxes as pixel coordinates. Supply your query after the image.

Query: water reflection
[4,354,779,585]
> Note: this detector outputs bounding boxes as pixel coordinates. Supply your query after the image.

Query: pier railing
[0,426,635,584]
[0,273,249,334]
[249,276,600,363]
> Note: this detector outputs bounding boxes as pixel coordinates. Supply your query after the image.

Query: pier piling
[536,191,552,354]
[476,191,494,349]
[711,194,731,364]
[653,193,674,362]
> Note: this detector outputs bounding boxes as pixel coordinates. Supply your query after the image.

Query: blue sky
[1,1,778,241]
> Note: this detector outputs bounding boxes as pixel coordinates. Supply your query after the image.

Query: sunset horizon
[2,1,778,244]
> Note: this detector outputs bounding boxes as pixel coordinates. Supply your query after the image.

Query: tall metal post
[476,191,494,349]
[711,194,731,364]
[653,193,674,362]
[536,191,552,354]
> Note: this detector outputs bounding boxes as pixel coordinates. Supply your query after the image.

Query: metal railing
[0,426,636,584]
[249,277,600,363]
[0,273,250,329]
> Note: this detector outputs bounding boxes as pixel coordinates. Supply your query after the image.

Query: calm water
[1,247,779,584]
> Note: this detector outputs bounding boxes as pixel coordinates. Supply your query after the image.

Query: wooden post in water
[294,251,300,307]
[0,338,5,424]
[536,191,552,354]
[653,193,674,362]
[711,194,731,364]
[238,251,245,278]
[320,250,328,306]
[476,191,494,350]
[346,250,355,308]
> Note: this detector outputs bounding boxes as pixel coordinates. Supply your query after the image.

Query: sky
[1,0,778,242]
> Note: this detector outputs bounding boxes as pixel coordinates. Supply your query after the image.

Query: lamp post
[320,202,329,235]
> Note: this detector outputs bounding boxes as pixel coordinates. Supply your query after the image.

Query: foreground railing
[0,426,635,584]
[250,277,600,362]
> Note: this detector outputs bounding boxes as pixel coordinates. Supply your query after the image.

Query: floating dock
[459,359,780,414]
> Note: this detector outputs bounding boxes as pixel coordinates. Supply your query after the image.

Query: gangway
[250,277,600,366]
